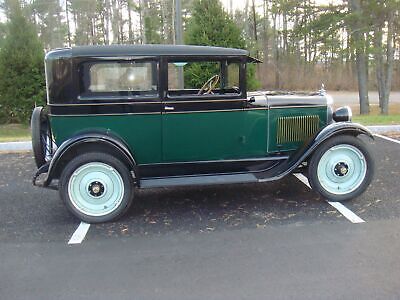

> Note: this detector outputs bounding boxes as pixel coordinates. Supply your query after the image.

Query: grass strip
[0,124,31,142]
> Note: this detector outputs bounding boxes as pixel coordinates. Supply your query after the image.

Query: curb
[0,125,399,153]
[366,125,400,134]
[0,141,31,152]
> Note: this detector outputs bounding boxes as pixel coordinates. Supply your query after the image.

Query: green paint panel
[162,109,268,162]
[49,106,326,165]
[50,114,162,164]
[268,106,328,153]
[241,109,268,157]
[162,111,245,162]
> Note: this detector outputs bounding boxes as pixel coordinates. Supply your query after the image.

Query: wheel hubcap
[317,144,367,195]
[68,162,124,217]
[88,181,105,197]
[334,162,349,177]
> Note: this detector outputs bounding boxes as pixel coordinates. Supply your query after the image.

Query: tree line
[0,0,399,123]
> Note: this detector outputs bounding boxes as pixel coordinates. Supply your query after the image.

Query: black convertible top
[45,44,261,62]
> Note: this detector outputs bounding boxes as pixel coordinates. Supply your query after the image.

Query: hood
[247,91,333,108]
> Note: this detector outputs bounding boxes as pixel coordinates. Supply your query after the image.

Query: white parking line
[293,173,365,224]
[68,222,91,245]
[326,201,365,223]
[293,173,311,188]
[374,134,400,145]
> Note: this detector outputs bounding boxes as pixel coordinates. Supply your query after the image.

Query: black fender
[258,122,374,182]
[314,122,374,143]
[297,121,374,165]
[41,133,136,187]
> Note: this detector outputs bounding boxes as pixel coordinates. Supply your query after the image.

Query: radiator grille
[277,115,320,144]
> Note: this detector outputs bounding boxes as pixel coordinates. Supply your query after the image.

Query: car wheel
[308,135,374,202]
[31,106,53,168]
[59,152,134,223]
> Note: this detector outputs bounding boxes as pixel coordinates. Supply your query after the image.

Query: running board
[139,173,258,189]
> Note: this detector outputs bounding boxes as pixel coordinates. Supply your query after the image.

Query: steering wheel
[197,75,220,95]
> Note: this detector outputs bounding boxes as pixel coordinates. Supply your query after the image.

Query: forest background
[0,0,399,123]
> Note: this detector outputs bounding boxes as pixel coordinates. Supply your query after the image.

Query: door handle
[248,96,256,103]
[164,106,175,111]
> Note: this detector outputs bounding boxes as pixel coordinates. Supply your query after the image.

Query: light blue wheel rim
[317,144,367,195]
[68,162,125,217]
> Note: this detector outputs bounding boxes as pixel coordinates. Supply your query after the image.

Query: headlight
[333,106,352,122]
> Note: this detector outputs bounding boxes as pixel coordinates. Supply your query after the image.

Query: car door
[59,57,164,165]
[161,59,247,163]
[162,98,248,162]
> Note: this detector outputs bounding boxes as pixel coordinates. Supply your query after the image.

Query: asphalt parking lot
[0,135,400,299]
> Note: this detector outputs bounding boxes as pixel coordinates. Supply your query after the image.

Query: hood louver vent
[277,115,320,144]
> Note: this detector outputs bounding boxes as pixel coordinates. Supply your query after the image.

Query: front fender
[40,133,136,187]
[315,122,374,143]
[258,122,374,182]
[294,122,374,168]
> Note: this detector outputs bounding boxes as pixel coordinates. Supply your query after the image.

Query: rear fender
[41,133,136,187]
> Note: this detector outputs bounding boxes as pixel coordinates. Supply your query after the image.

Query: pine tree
[0,2,45,123]
[185,0,259,90]
[31,0,66,49]
[0,23,7,49]
[185,0,245,49]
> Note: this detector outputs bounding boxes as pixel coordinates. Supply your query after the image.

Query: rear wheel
[59,152,134,223]
[308,135,374,202]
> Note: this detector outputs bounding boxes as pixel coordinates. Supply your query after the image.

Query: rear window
[81,60,158,99]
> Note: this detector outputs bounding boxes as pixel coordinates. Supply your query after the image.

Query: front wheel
[308,135,375,202]
[59,152,134,223]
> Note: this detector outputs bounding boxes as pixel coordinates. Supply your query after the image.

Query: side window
[167,60,242,99]
[226,62,240,89]
[80,60,158,99]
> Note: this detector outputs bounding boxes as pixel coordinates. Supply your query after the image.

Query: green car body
[31,45,375,223]
[49,102,328,163]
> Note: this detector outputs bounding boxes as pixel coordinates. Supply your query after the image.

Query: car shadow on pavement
[92,175,344,239]
[2,139,393,243]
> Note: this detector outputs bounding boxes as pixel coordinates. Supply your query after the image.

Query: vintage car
[31,45,375,223]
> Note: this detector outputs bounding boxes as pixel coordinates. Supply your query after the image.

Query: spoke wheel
[60,152,134,223]
[308,135,374,202]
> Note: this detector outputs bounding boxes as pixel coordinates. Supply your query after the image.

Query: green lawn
[353,114,400,126]
[350,103,400,126]
[0,124,31,142]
